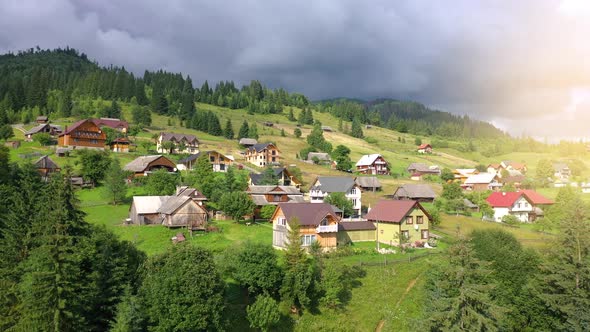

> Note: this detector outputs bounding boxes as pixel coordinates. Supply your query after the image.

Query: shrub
[364,136,378,144]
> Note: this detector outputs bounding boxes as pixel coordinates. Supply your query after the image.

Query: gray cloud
[1,0,589,137]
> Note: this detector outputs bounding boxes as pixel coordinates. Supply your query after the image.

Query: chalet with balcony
[177,150,234,172]
[271,203,340,250]
[355,154,389,175]
[309,176,362,215]
[156,132,199,154]
[246,185,304,207]
[58,119,106,149]
[245,143,280,167]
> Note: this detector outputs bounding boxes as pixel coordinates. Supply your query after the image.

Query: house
[36,115,48,124]
[271,203,340,250]
[177,151,233,172]
[417,143,432,154]
[248,167,301,188]
[124,155,177,177]
[366,200,431,246]
[24,123,62,141]
[355,176,382,191]
[355,154,390,175]
[306,152,332,165]
[246,185,304,207]
[553,163,571,180]
[58,119,107,149]
[156,132,199,154]
[453,169,478,183]
[309,176,362,215]
[501,161,527,173]
[486,192,535,222]
[463,198,479,212]
[128,194,208,228]
[34,155,60,179]
[175,186,208,206]
[92,118,129,133]
[244,143,280,167]
[519,189,554,215]
[487,163,504,177]
[391,184,437,202]
[462,173,501,192]
[239,138,258,147]
[69,176,93,188]
[406,163,441,176]
[501,173,526,189]
[109,137,131,153]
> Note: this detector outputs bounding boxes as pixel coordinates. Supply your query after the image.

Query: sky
[1,0,589,138]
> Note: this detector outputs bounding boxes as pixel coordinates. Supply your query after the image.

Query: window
[406,216,413,224]
[272,150,276,155]
[350,188,357,195]
[421,230,429,239]
[320,218,329,226]
[301,234,317,246]
[352,198,358,207]
[401,230,409,239]
[273,195,282,202]
[272,157,276,162]
[210,156,215,162]
[416,216,424,224]
[278,217,286,226]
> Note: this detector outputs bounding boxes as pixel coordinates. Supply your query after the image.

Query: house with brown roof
[246,185,304,207]
[271,203,340,250]
[248,167,301,188]
[58,119,107,149]
[34,155,60,180]
[391,184,437,202]
[417,143,432,154]
[92,118,129,133]
[177,150,234,172]
[124,155,177,177]
[24,123,62,141]
[36,115,48,124]
[366,200,431,246]
[129,193,208,229]
[462,173,502,192]
[501,160,527,173]
[109,137,131,153]
[157,132,199,154]
[245,143,280,167]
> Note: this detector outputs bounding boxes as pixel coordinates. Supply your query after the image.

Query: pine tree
[249,122,259,139]
[238,120,250,140]
[223,118,234,139]
[350,117,364,138]
[287,108,296,121]
[207,112,223,136]
[135,79,149,105]
[426,232,505,331]
[104,157,127,205]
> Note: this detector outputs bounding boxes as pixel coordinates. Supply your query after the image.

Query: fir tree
[104,157,127,205]
[223,118,234,139]
[207,112,223,136]
[350,117,364,138]
[238,120,250,140]
[249,122,259,140]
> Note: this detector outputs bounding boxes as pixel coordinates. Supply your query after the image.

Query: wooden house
[109,137,131,153]
[355,176,382,191]
[177,150,234,172]
[34,155,60,179]
[36,115,48,124]
[246,185,304,206]
[124,155,177,177]
[245,143,280,167]
[58,119,106,149]
[366,200,431,246]
[271,203,340,250]
[92,118,129,133]
[355,154,390,175]
[391,184,437,202]
[453,168,478,183]
[462,173,502,192]
[24,123,62,141]
[239,138,258,147]
[406,163,441,176]
[129,194,208,229]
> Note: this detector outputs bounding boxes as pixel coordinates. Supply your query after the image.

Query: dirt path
[12,124,26,133]
[375,274,422,332]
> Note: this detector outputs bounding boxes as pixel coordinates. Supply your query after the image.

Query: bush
[34,133,53,146]
[364,136,378,144]
[246,295,280,332]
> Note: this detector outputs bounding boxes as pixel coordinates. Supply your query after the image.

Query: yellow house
[365,200,430,246]
[270,203,339,250]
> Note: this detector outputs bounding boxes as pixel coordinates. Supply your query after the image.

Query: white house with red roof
[417,143,432,154]
[486,190,553,223]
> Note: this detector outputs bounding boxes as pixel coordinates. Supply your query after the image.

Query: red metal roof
[93,118,129,129]
[486,192,524,207]
[365,200,420,223]
[418,143,431,149]
[520,190,554,205]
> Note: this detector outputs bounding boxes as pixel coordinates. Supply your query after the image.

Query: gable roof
[25,124,49,135]
[248,143,277,153]
[132,196,171,214]
[92,118,129,130]
[486,192,531,208]
[124,155,172,172]
[160,132,198,143]
[61,119,97,136]
[239,138,258,145]
[502,174,526,184]
[355,176,382,188]
[307,152,331,161]
[520,190,554,205]
[465,173,496,184]
[407,163,440,173]
[488,163,502,169]
[393,184,437,199]
[36,115,48,121]
[366,200,426,223]
[463,198,478,208]
[249,167,290,185]
[355,154,384,167]
[176,186,208,201]
[418,143,431,149]
[177,150,229,164]
[247,185,301,195]
[34,155,59,170]
[277,202,338,226]
[312,176,356,193]
[157,196,195,215]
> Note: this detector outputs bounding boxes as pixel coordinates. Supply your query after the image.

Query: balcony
[316,224,338,233]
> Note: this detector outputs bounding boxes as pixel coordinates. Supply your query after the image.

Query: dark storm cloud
[1,0,589,136]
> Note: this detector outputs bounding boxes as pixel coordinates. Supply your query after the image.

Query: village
[11,113,577,253]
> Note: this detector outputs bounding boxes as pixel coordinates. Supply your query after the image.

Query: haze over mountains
[1,0,590,138]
